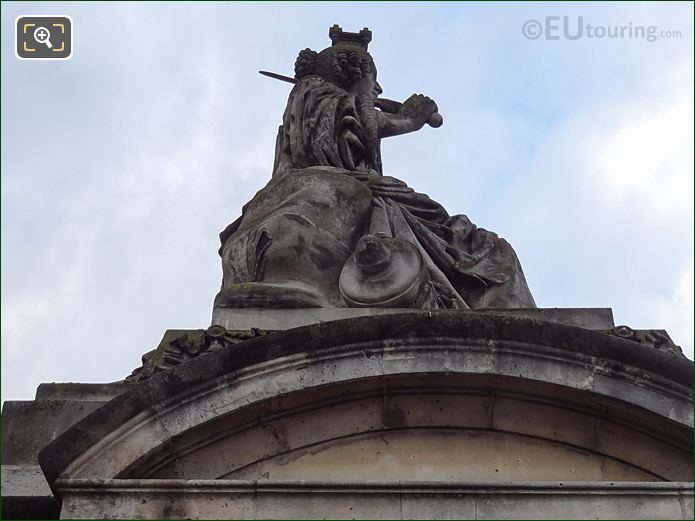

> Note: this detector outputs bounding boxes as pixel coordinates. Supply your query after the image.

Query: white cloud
[653,264,694,358]
[598,82,693,215]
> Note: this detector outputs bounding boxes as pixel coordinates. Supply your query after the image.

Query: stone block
[212,307,615,331]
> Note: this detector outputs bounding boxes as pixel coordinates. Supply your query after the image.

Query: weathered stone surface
[1,464,58,519]
[56,480,694,520]
[34,382,129,402]
[212,306,615,331]
[1,394,121,520]
[228,429,661,482]
[2,399,111,466]
[129,308,618,382]
[2,465,53,497]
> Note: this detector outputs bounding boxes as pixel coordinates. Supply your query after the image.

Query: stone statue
[217,25,535,310]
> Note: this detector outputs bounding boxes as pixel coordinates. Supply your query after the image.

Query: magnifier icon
[33,26,53,49]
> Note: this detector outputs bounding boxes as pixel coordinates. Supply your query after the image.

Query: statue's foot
[214,282,337,309]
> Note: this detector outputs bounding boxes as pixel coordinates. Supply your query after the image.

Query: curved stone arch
[129,376,690,482]
[39,313,693,491]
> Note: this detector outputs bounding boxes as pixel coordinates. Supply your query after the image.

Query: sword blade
[259,70,297,84]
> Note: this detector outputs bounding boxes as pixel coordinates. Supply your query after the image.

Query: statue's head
[294,25,383,99]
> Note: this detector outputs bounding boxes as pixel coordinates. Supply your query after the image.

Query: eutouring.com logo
[522,16,682,43]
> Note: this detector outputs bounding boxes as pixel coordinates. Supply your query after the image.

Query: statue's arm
[377,94,438,139]
[377,111,422,138]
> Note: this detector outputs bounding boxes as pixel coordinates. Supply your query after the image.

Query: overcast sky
[2,2,693,402]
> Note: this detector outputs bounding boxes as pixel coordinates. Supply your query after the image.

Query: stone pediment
[36,312,693,518]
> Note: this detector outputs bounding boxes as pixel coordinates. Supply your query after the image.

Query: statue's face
[352,69,383,99]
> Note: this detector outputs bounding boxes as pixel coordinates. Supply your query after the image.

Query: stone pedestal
[2,310,690,519]
[211,306,616,331]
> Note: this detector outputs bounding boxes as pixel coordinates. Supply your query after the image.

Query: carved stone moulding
[58,480,694,520]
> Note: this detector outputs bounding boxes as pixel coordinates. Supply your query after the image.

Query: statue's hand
[398,94,439,130]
